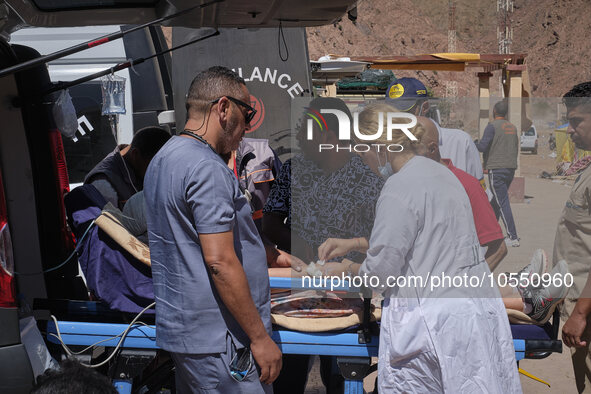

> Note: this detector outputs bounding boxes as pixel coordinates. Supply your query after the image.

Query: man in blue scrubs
[144,66,281,393]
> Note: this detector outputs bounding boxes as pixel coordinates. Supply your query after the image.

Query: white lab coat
[359,156,521,393]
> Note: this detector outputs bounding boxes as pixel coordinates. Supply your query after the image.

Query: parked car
[521,125,538,154]
[0,1,358,392]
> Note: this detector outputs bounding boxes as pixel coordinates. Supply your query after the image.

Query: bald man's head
[417,116,440,162]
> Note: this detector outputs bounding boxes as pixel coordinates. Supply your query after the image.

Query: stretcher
[41,277,563,394]
[56,176,561,392]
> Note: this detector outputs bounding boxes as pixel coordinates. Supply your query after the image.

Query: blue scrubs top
[145,136,270,354]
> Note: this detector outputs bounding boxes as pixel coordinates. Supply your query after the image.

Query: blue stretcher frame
[42,277,543,394]
[45,321,379,394]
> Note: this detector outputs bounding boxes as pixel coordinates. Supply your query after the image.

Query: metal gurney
[42,276,563,394]
[43,277,378,394]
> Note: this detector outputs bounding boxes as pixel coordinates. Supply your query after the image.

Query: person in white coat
[317,103,521,393]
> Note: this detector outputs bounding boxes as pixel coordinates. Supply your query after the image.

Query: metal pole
[0,0,224,78]
[16,30,220,104]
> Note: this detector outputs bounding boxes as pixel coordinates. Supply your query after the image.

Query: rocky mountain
[306,0,591,99]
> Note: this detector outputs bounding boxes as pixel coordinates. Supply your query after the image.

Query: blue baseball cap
[385,77,428,112]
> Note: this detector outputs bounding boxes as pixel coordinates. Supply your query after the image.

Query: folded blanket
[271,308,381,332]
[507,308,539,325]
[271,290,364,318]
[95,207,151,266]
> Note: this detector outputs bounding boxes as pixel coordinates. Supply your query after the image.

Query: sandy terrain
[307,0,591,99]
[499,133,577,393]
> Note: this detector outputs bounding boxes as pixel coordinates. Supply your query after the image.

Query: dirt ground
[303,130,581,393]
[498,130,577,393]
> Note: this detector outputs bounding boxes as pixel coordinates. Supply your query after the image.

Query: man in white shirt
[385,78,487,191]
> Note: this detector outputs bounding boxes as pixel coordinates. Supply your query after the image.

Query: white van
[520,124,538,154]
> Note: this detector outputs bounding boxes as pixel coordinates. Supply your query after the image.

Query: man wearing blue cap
[385,78,509,265]
[385,77,485,187]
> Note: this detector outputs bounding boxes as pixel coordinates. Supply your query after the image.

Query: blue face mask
[376,152,393,179]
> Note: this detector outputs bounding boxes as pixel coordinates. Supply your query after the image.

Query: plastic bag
[359,69,396,88]
[52,89,78,139]
[101,74,126,115]
[337,69,396,90]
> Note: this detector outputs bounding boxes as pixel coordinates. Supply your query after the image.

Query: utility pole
[497,0,514,95]
[445,0,458,100]
[448,0,456,53]
[497,0,514,54]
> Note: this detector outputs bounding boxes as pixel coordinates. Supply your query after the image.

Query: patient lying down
[98,198,567,326]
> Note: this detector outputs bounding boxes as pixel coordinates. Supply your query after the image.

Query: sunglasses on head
[212,96,257,124]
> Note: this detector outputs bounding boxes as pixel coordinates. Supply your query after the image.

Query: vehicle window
[62,82,117,183]
[33,0,156,11]
[524,128,536,136]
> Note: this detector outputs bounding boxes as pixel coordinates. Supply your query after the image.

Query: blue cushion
[510,324,552,340]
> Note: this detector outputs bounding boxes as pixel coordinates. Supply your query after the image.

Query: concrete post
[507,67,523,176]
[508,71,523,134]
[505,65,527,201]
[478,72,492,138]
